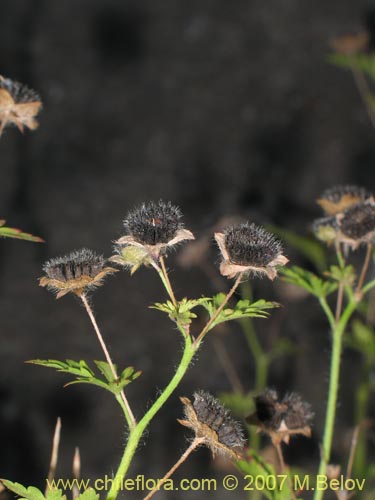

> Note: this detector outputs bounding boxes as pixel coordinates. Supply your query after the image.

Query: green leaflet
[281,266,338,298]
[0,219,44,243]
[0,481,98,500]
[236,451,293,500]
[27,359,141,396]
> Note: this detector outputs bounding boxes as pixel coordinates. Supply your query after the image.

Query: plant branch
[194,273,244,347]
[143,437,205,500]
[314,299,357,500]
[106,335,196,500]
[80,294,136,430]
[355,243,372,299]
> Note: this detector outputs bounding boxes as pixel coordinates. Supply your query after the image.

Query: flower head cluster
[0,75,42,136]
[39,248,118,298]
[215,222,288,280]
[178,391,246,459]
[111,200,194,273]
[314,185,375,250]
[246,388,314,446]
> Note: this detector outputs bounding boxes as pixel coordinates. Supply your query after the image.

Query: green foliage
[346,320,375,364]
[0,219,44,242]
[328,53,375,81]
[236,451,293,500]
[201,294,279,331]
[0,481,98,500]
[281,266,338,298]
[0,481,63,500]
[27,359,141,396]
[219,391,255,418]
[324,265,356,287]
[151,297,210,325]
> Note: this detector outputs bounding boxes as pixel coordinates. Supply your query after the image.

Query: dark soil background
[1,1,374,499]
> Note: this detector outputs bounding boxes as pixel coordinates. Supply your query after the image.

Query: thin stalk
[106,336,195,500]
[242,318,268,391]
[350,58,375,130]
[46,417,62,494]
[275,443,297,500]
[355,243,372,299]
[318,297,336,331]
[159,256,177,308]
[80,294,136,430]
[213,337,245,394]
[335,282,345,323]
[313,299,357,500]
[143,437,205,500]
[194,273,243,347]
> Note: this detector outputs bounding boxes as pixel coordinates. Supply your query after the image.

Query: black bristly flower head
[111,200,194,273]
[39,248,118,299]
[317,185,371,216]
[178,391,246,459]
[0,75,42,136]
[246,388,314,446]
[336,199,375,250]
[215,222,288,280]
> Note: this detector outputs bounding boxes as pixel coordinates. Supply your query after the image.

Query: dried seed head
[112,201,194,272]
[317,185,371,216]
[0,75,42,136]
[178,391,246,459]
[312,216,339,244]
[39,248,118,298]
[124,200,183,245]
[338,201,375,243]
[246,388,314,445]
[215,223,288,280]
[329,33,369,55]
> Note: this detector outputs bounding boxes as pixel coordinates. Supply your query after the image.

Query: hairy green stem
[106,336,195,500]
[313,299,357,500]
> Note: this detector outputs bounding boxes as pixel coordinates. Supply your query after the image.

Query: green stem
[313,299,357,500]
[318,297,335,331]
[106,335,195,500]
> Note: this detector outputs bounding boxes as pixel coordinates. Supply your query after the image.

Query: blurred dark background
[1,0,375,498]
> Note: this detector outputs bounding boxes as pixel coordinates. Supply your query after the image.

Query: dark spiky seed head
[224,223,283,267]
[43,248,107,281]
[0,76,40,103]
[320,185,369,204]
[317,185,370,215]
[340,202,375,240]
[254,389,314,431]
[193,391,245,449]
[123,200,183,245]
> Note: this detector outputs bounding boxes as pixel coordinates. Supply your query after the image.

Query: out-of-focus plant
[328,32,375,130]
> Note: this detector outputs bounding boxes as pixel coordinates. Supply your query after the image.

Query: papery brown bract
[0,75,42,136]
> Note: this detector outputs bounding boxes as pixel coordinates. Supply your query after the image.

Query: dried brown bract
[336,199,375,250]
[178,391,245,459]
[40,248,118,299]
[329,33,369,55]
[0,75,42,136]
[215,223,288,280]
[246,389,314,446]
[317,185,371,216]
